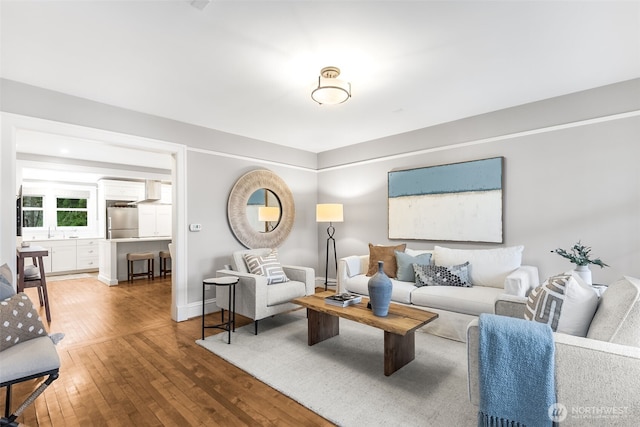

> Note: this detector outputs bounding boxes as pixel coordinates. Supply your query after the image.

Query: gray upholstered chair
[215,248,315,335]
[467,276,640,426]
[0,264,62,426]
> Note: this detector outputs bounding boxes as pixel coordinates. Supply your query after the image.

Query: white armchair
[215,248,315,335]
[467,276,640,426]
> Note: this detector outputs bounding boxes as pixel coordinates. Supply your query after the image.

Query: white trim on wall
[317,110,640,173]
[187,146,317,172]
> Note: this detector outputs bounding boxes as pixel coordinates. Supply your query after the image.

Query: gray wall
[186,151,317,304]
[317,79,640,285]
[2,77,639,313]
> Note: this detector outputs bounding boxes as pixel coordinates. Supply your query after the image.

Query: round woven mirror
[227,169,295,248]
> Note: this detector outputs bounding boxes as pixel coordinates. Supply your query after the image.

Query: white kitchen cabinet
[50,240,77,272]
[28,239,100,274]
[99,179,144,202]
[138,204,172,237]
[160,184,172,204]
[76,239,99,270]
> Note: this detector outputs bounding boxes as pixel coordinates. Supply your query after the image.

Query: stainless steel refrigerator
[107,207,139,239]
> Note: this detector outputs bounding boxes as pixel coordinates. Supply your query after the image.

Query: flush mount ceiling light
[311,66,351,105]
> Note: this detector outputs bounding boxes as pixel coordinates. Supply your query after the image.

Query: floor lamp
[316,203,344,291]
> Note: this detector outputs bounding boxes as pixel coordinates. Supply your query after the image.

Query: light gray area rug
[196,310,477,426]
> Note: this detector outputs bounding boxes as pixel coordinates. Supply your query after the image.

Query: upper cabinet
[99,179,144,202]
[161,183,172,204]
[138,204,172,237]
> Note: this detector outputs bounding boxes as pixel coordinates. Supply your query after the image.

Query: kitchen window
[56,197,88,227]
[22,195,44,228]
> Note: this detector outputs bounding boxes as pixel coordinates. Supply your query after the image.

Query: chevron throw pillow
[243,249,289,285]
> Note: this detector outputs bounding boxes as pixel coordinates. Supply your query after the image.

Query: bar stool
[16,246,51,322]
[202,276,238,344]
[159,250,172,278]
[126,252,154,282]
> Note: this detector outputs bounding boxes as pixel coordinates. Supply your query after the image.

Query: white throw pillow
[524,273,599,337]
[433,245,523,288]
[405,248,433,257]
[243,249,289,285]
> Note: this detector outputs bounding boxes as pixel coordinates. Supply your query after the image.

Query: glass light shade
[316,203,344,222]
[311,77,351,105]
[258,206,280,222]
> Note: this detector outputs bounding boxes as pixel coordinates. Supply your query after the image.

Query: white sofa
[337,245,539,342]
[467,276,640,425]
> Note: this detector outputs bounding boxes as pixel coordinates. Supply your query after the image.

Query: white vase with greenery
[551,241,609,286]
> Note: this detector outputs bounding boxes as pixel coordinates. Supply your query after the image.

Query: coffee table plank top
[293,291,438,336]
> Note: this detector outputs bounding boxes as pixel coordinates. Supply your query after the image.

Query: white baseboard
[178,298,220,321]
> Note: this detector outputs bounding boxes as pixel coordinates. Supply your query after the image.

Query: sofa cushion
[0,335,61,384]
[433,245,523,288]
[343,275,415,304]
[0,293,48,352]
[524,273,598,337]
[587,276,640,346]
[411,285,503,316]
[243,249,289,285]
[266,280,307,306]
[395,250,431,282]
[413,262,471,287]
[366,243,406,278]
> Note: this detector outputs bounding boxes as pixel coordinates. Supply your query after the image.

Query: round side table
[202,276,238,344]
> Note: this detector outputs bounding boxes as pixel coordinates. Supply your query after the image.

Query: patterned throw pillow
[524,273,599,337]
[243,249,289,285]
[395,250,432,282]
[413,262,471,287]
[0,292,47,351]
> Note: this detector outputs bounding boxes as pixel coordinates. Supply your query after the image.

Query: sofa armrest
[504,265,539,297]
[467,319,481,406]
[216,269,269,318]
[282,265,316,295]
[468,320,640,422]
[216,269,269,286]
[554,333,640,423]
[494,294,527,318]
[337,255,369,293]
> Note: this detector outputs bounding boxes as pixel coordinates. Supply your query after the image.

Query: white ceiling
[2,0,639,154]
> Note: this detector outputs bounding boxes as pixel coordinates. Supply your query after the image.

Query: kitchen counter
[98,238,172,285]
[107,237,172,243]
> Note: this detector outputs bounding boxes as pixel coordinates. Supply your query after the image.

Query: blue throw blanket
[478,313,555,427]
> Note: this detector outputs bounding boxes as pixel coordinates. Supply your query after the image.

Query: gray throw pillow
[0,263,15,300]
[413,262,472,287]
[395,250,432,282]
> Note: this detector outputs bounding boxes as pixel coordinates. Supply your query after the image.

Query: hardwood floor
[7,276,334,426]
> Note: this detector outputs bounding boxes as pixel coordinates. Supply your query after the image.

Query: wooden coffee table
[293,291,438,376]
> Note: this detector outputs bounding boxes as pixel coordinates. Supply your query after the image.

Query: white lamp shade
[258,206,280,222]
[316,203,344,222]
[311,77,351,105]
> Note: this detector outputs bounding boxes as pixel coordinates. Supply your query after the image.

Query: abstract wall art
[388,157,504,243]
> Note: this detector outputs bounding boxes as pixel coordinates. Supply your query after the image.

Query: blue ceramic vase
[368,261,392,317]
